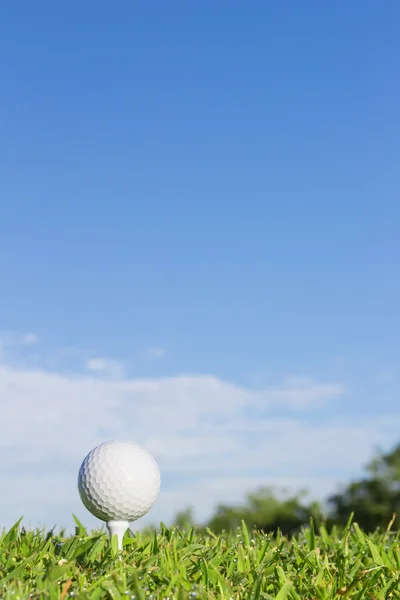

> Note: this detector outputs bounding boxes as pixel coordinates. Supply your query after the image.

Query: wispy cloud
[21,333,39,345]
[0,330,39,350]
[0,331,40,363]
[145,346,166,360]
[86,357,125,380]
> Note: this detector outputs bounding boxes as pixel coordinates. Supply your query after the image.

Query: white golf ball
[77,440,160,522]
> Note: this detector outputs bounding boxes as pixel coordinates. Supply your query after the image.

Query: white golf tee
[106,520,129,551]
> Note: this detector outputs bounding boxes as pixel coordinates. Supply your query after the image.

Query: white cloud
[0,354,399,533]
[145,346,166,360]
[86,357,124,380]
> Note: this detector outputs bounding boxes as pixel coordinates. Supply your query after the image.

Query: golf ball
[77,440,160,522]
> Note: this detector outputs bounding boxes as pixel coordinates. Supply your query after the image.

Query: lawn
[1,516,399,599]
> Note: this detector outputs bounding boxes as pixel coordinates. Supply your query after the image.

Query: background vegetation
[173,442,400,535]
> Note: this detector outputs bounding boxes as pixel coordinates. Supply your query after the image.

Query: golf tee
[106,520,129,552]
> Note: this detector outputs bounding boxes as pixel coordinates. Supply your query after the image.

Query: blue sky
[0,1,399,530]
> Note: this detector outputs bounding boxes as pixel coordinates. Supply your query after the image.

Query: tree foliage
[328,442,400,531]
[173,506,195,530]
[200,487,322,536]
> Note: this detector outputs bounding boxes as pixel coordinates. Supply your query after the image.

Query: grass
[1,515,400,599]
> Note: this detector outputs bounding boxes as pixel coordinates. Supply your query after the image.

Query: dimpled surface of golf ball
[78,440,160,522]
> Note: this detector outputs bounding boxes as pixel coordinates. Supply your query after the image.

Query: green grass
[1,516,400,599]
